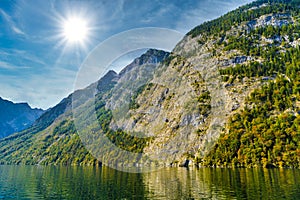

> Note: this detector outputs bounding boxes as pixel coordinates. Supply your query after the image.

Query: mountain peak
[97,70,119,93]
[105,70,118,78]
[119,49,170,76]
[134,48,170,65]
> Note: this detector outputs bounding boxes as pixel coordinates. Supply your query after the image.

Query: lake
[0,165,299,199]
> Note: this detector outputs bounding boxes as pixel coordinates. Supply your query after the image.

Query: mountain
[0,0,299,168]
[0,49,170,165]
[176,0,300,168]
[0,97,44,138]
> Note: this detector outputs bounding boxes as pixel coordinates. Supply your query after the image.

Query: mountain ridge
[0,49,171,165]
[0,97,44,138]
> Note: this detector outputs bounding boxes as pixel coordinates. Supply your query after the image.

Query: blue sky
[0,0,253,109]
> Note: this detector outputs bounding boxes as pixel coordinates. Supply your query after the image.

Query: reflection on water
[144,168,300,199]
[0,165,299,199]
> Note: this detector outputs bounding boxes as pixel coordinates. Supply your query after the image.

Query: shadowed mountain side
[0,98,44,138]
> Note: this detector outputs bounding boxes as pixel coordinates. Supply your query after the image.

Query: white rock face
[247,13,292,30]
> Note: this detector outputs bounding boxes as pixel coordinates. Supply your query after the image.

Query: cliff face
[108,54,211,165]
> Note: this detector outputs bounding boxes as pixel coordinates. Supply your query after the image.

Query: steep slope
[0,70,120,165]
[0,49,170,165]
[75,53,211,167]
[0,98,44,138]
[174,0,300,168]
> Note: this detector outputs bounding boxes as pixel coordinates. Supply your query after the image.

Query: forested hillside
[195,0,300,168]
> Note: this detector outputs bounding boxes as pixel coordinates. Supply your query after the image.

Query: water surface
[0,165,299,199]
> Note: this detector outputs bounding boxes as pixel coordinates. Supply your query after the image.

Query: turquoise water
[0,165,299,199]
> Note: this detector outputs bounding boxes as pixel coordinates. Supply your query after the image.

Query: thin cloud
[9,49,46,65]
[0,60,30,70]
[0,61,19,70]
[0,66,76,109]
[0,48,46,67]
[0,9,25,35]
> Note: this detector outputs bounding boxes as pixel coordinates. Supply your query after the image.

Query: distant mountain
[0,98,44,138]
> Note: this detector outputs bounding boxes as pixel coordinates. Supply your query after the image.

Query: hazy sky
[0,0,253,109]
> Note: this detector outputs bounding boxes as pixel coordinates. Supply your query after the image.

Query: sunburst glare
[51,9,94,67]
[53,10,93,54]
[63,17,88,43]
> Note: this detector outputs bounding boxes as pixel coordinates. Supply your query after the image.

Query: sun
[63,17,88,43]
[54,13,93,60]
